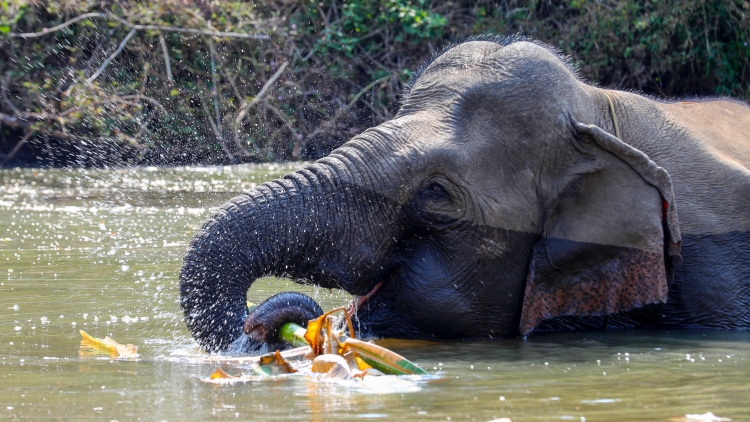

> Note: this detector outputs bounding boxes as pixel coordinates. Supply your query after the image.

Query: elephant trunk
[179,168,329,352]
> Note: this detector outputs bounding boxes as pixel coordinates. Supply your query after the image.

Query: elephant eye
[429,183,445,193]
[416,178,460,223]
[422,182,451,202]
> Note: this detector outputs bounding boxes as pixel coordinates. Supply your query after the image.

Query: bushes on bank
[1,0,748,167]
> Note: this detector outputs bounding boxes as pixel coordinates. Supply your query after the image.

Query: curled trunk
[180,168,330,352]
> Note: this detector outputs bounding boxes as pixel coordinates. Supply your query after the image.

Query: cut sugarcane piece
[279,322,309,348]
[343,338,428,375]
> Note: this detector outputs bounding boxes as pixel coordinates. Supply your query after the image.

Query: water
[1,165,748,421]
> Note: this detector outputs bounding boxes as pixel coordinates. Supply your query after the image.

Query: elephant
[180,35,750,353]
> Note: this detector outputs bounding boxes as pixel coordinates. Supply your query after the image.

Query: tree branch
[1,76,22,117]
[232,60,289,149]
[306,74,391,140]
[208,39,224,143]
[158,33,173,85]
[0,112,73,140]
[198,87,235,163]
[86,29,136,83]
[8,12,270,40]
[83,28,116,77]
[0,130,36,168]
[120,95,168,115]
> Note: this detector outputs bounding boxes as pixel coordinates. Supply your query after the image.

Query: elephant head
[180,36,681,353]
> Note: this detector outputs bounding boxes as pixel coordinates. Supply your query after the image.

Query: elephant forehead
[413,41,568,95]
[426,41,503,72]
[418,40,531,82]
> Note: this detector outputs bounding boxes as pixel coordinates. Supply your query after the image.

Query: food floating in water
[79,330,138,358]
[670,412,732,422]
[311,354,352,378]
[341,338,428,376]
[202,305,429,384]
[209,368,236,380]
[257,350,298,375]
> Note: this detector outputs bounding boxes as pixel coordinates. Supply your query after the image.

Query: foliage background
[1,0,749,167]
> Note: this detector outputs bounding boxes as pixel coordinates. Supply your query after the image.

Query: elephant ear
[519,120,682,335]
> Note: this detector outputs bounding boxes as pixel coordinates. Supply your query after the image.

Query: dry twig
[232,61,289,148]
[158,33,173,85]
[8,12,269,40]
[0,129,36,168]
[86,29,136,83]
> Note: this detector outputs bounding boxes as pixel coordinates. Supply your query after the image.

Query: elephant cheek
[395,282,474,338]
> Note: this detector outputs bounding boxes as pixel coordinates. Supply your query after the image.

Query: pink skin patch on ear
[519,244,668,336]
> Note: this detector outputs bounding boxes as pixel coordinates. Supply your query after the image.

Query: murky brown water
[1,165,748,421]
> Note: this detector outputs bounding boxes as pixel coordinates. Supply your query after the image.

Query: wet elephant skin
[180,36,750,352]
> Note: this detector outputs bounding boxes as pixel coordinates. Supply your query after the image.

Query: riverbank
[2,0,748,168]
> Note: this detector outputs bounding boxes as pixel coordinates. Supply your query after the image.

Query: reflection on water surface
[1,165,748,421]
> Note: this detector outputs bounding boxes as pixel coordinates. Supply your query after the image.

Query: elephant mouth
[346,280,384,317]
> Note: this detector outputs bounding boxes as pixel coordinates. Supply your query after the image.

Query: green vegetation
[1,0,748,167]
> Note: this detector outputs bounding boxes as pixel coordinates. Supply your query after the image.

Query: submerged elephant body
[180,36,750,353]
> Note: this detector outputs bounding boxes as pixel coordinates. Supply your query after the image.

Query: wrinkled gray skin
[180,37,750,353]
